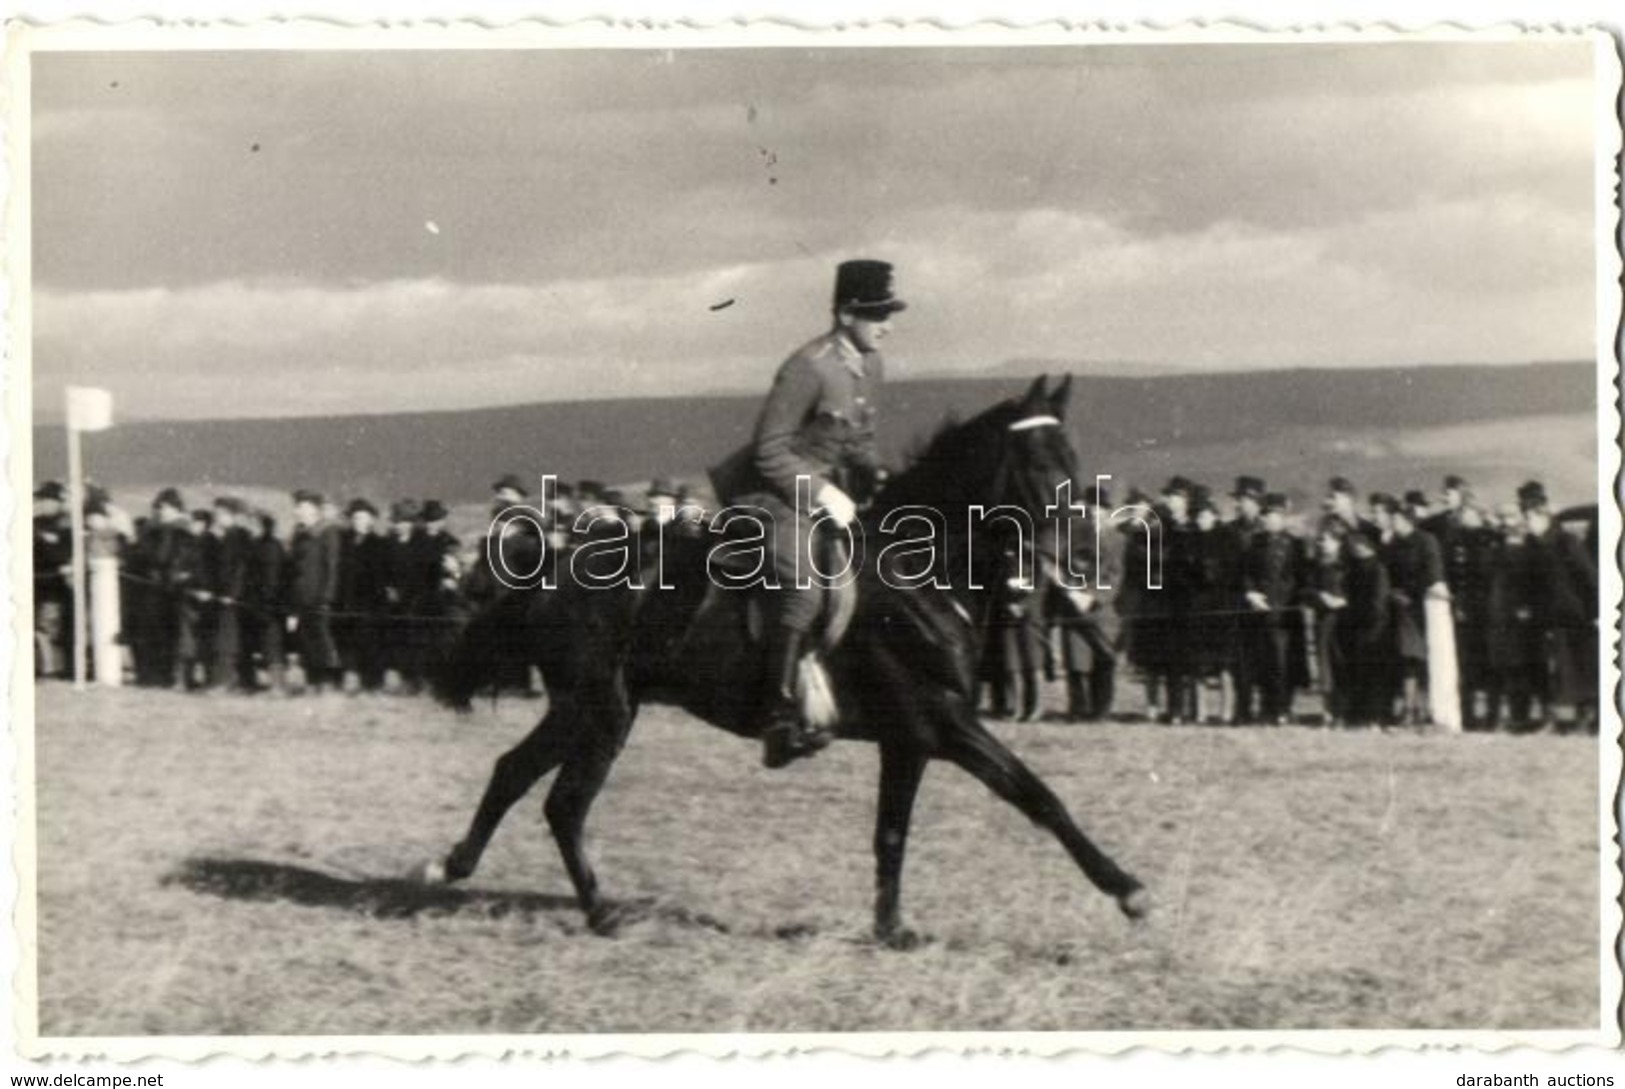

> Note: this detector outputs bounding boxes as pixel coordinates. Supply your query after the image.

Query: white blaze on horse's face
[1006,414,1060,432]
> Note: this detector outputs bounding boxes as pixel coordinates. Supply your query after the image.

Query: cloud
[31,44,1595,292]
[33,172,1593,421]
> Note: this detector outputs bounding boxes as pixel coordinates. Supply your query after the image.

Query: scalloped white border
[2,9,1621,1071]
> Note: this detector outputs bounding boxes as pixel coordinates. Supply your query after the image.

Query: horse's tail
[431,590,538,712]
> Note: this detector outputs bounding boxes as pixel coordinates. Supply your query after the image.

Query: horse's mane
[873,399,1020,516]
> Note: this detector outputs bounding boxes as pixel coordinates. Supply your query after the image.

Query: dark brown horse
[421,376,1149,947]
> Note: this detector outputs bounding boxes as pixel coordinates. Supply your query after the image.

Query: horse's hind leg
[427,699,580,883]
[873,740,928,948]
[942,713,1149,919]
[545,679,636,934]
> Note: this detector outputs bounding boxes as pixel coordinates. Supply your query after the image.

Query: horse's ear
[1049,374,1073,418]
[1021,374,1048,408]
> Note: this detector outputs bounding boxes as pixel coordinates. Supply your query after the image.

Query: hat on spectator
[1232,475,1266,501]
[1327,476,1356,496]
[34,480,67,502]
[1516,480,1549,512]
[491,473,530,497]
[390,498,421,522]
[1263,491,1290,514]
[291,488,324,506]
[346,498,378,518]
[1162,475,1194,498]
[1443,474,1468,491]
[153,487,186,511]
[420,499,449,523]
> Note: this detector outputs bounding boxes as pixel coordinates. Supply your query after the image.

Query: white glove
[1066,588,1097,614]
[815,483,857,528]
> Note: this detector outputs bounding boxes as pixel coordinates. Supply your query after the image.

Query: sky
[29,39,1600,420]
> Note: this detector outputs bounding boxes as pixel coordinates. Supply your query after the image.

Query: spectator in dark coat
[130,489,191,686]
[242,509,288,693]
[1118,487,1166,722]
[983,543,1046,722]
[1186,486,1240,724]
[1301,520,1350,725]
[287,489,343,692]
[1226,476,1267,724]
[1445,502,1499,729]
[1048,483,1123,722]
[337,498,391,692]
[1241,492,1302,724]
[176,509,216,690]
[1381,501,1446,726]
[32,482,72,678]
[1521,482,1597,733]
[1484,503,1543,730]
[209,497,255,692]
[1152,477,1198,724]
[384,499,442,693]
[1337,530,1393,727]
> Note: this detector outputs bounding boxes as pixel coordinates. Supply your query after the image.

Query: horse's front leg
[874,740,929,949]
[415,697,578,885]
[943,710,1149,920]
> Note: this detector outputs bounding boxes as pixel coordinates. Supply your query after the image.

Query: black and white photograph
[6,17,1620,1060]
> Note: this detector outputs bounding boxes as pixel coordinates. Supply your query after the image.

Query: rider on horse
[710,259,905,769]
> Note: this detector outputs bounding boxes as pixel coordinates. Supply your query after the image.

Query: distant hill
[33,362,1598,507]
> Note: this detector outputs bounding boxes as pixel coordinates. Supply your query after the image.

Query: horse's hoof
[876,925,927,951]
[1117,887,1152,921]
[587,904,622,937]
[410,859,448,886]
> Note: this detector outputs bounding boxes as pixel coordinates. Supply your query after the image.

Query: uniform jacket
[143,521,199,591]
[288,521,342,611]
[1528,526,1595,630]
[247,532,287,611]
[213,526,253,602]
[33,515,71,600]
[1242,530,1301,621]
[1338,552,1391,650]
[1382,529,1445,606]
[338,530,392,613]
[711,330,884,507]
[1188,524,1242,620]
[1485,537,1542,669]
[387,529,444,612]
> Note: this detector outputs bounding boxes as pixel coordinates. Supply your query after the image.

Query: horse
[420,375,1150,948]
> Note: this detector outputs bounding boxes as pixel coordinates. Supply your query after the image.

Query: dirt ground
[28,681,1604,1036]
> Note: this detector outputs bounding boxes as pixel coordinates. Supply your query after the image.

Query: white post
[89,553,122,686]
[66,417,87,690]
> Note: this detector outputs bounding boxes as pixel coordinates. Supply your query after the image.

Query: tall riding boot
[760,627,810,770]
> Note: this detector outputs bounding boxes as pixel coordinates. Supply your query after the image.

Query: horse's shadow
[163,856,731,935]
